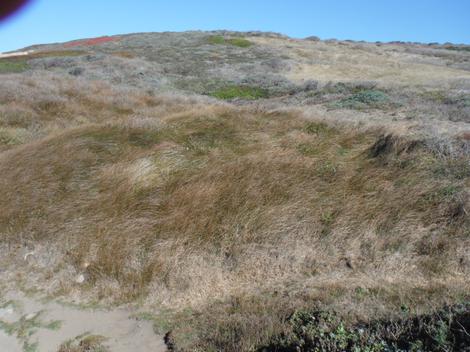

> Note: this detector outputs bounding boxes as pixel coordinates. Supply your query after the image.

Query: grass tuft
[57,334,109,352]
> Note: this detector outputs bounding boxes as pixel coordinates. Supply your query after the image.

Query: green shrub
[332,90,391,110]
[260,303,470,352]
[208,85,269,100]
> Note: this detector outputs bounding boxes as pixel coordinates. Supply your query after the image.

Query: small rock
[25,313,36,320]
[75,274,85,284]
[0,307,14,319]
[24,251,35,261]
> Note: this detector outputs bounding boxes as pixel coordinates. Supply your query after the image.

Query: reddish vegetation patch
[64,36,119,47]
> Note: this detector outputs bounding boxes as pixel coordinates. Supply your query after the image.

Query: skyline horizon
[0,0,469,53]
[2,28,470,54]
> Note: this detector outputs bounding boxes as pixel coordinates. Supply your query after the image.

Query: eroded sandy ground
[0,292,166,352]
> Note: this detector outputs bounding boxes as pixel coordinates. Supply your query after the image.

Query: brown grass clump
[57,334,108,352]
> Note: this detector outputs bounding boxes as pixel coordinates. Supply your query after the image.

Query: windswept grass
[1,33,470,351]
[0,100,468,324]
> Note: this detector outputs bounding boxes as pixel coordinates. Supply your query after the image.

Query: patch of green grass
[0,311,63,351]
[23,341,39,352]
[208,35,226,45]
[0,50,84,74]
[45,320,62,330]
[207,35,253,47]
[0,300,21,310]
[0,60,29,74]
[226,38,253,48]
[208,85,269,100]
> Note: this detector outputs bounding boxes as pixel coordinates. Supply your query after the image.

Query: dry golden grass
[0,71,469,350]
[250,36,470,88]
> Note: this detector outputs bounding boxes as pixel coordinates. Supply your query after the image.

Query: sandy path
[0,292,166,352]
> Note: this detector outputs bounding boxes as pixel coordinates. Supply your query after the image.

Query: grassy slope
[0,32,469,351]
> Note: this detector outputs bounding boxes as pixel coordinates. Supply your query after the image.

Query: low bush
[331,89,391,110]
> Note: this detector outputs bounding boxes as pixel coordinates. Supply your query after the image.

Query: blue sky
[0,0,469,52]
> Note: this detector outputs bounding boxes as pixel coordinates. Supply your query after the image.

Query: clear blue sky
[1,0,469,52]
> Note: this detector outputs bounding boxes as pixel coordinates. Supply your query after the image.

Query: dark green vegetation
[164,296,470,352]
[260,304,470,352]
[0,306,62,352]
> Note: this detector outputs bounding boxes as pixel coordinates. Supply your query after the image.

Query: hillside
[0,31,469,351]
